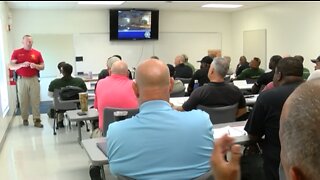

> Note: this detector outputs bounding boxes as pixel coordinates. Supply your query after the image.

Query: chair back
[197,103,238,124]
[176,77,192,84]
[170,88,185,97]
[53,89,78,111]
[102,107,139,136]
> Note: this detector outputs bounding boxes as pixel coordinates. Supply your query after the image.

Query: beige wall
[10,10,232,55]
[231,2,320,71]
[10,9,232,101]
[0,1,16,151]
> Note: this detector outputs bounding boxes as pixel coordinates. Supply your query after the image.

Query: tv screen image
[110,9,159,40]
[118,10,152,39]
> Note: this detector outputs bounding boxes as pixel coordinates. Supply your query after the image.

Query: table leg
[77,121,82,145]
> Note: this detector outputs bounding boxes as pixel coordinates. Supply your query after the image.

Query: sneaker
[34,119,43,128]
[23,120,29,126]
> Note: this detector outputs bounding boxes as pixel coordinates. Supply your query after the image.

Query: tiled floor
[0,114,116,180]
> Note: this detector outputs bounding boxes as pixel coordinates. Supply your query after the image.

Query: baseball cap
[197,56,213,64]
[311,55,320,63]
[107,56,121,69]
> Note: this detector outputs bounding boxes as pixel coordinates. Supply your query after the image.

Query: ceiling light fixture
[78,1,125,5]
[202,4,243,8]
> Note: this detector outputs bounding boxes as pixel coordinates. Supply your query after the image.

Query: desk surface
[66,109,98,122]
[82,137,108,166]
[170,95,258,107]
[233,80,254,90]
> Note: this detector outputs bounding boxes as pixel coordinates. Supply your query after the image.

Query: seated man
[294,55,310,80]
[210,79,320,180]
[187,56,212,96]
[236,57,265,81]
[174,54,193,78]
[48,63,87,127]
[175,57,247,120]
[98,55,133,81]
[167,64,185,94]
[251,55,282,94]
[244,57,304,179]
[98,56,120,80]
[235,56,249,77]
[107,59,213,179]
[307,55,320,81]
[182,54,195,73]
[94,61,138,132]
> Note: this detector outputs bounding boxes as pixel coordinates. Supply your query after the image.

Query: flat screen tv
[110,9,159,40]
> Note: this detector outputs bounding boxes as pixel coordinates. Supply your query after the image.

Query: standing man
[9,35,45,128]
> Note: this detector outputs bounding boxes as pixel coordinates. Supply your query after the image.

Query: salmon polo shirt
[94,74,139,129]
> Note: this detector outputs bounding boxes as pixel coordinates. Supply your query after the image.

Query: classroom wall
[0,2,17,152]
[231,2,320,72]
[10,9,232,101]
[10,9,232,59]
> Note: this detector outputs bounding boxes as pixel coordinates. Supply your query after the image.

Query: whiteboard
[32,34,74,78]
[73,32,221,74]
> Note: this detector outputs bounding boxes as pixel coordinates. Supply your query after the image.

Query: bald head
[280,79,320,180]
[133,59,173,103]
[110,61,128,76]
[136,59,170,88]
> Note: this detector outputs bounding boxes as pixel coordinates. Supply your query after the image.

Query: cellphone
[77,111,87,116]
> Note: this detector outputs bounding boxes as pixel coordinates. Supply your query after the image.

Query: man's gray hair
[210,57,230,77]
[281,79,320,180]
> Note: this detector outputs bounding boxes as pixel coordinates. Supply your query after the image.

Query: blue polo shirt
[107,100,213,180]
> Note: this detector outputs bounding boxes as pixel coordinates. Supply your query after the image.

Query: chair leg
[53,112,57,135]
[85,120,90,132]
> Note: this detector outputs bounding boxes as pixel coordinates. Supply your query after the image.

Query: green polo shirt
[48,76,87,92]
[237,68,265,80]
[302,67,310,80]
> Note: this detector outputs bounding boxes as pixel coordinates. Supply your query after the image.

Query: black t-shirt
[235,62,249,76]
[244,81,303,179]
[187,67,210,95]
[183,82,246,111]
[252,71,275,94]
[174,64,193,78]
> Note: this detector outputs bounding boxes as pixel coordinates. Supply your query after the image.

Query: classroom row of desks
[64,94,258,145]
[81,120,249,178]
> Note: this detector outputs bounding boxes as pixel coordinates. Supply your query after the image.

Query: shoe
[23,120,29,126]
[89,165,102,180]
[34,119,43,128]
[57,121,65,128]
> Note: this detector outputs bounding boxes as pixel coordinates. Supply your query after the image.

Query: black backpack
[59,86,85,100]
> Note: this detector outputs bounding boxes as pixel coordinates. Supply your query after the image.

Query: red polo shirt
[11,48,44,77]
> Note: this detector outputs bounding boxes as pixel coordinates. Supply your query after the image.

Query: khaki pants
[17,76,41,122]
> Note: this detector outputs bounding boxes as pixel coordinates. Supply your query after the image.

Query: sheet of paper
[213,126,247,139]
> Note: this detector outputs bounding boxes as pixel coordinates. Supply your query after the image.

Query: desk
[244,94,259,106]
[170,95,258,107]
[233,80,254,90]
[82,137,108,166]
[66,109,98,144]
[82,120,249,180]
[213,121,249,145]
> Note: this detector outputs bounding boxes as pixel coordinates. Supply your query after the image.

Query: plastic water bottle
[193,80,199,90]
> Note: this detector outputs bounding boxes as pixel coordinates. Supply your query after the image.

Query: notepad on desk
[213,126,247,139]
